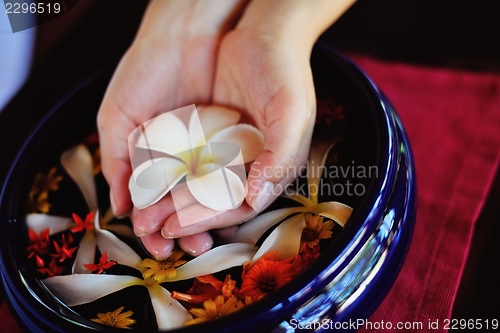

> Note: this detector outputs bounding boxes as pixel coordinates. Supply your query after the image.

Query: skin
[97,0,356,258]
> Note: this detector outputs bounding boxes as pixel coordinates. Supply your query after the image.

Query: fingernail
[161,228,175,239]
[251,181,274,212]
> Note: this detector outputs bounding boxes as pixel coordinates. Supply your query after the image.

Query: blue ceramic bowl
[0,44,416,332]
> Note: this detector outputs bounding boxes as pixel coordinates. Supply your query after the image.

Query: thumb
[246,80,316,212]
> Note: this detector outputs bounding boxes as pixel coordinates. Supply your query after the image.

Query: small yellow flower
[28,167,63,213]
[142,249,187,283]
[91,306,136,329]
[300,213,334,250]
[186,295,245,325]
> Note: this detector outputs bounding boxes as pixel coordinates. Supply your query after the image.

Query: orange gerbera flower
[186,295,244,325]
[300,213,334,250]
[91,306,136,329]
[142,249,187,282]
[239,257,295,302]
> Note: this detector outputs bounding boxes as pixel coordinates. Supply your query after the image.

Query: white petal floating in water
[95,228,143,271]
[60,144,98,212]
[186,164,245,211]
[72,230,96,274]
[314,201,353,227]
[43,274,143,306]
[148,284,192,329]
[253,214,306,261]
[226,207,300,244]
[26,213,73,235]
[166,243,257,282]
[307,142,335,204]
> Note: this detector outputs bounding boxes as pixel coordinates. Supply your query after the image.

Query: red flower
[84,252,116,274]
[71,212,95,233]
[171,274,238,305]
[26,228,50,258]
[239,257,295,302]
[50,240,78,262]
[36,256,65,277]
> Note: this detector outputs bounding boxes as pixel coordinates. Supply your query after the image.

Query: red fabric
[1,55,499,332]
[0,302,22,333]
[351,54,500,332]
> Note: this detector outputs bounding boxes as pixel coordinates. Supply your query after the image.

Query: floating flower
[226,142,353,262]
[36,256,65,277]
[84,252,115,274]
[300,213,334,250]
[171,274,237,305]
[90,306,135,329]
[26,228,50,258]
[239,256,295,302]
[50,239,78,263]
[42,226,257,330]
[28,167,64,213]
[142,249,187,282]
[128,105,264,211]
[186,295,245,325]
[71,212,95,233]
[26,144,135,274]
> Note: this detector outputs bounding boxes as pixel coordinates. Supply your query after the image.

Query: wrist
[135,0,249,46]
[237,0,356,49]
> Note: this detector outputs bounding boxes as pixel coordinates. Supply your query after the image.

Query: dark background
[1,0,499,323]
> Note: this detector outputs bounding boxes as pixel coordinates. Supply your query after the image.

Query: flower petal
[95,228,144,271]
[308,142,335,204]
[225,207,301,244]
[134,157,187,190]
[72,230,96,274]
[313,201,353,227]
[164,243,257,282]
[186,164,245,211]
[197,106,241,141]
[208,124,264,164]
[148,284,192,329]
[26,214,74,235]
[129,158,188,209]
[42,274,143,306]
[133,111,190,155]
[60,145,98,211]
[253,214,306,261]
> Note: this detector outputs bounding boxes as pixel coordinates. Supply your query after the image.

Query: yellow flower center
[104,315,118,327]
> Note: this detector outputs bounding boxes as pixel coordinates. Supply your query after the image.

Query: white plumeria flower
[42,225,257,330]
[128,105,265,214]
[26,144,134,273]
[226,142,353,261]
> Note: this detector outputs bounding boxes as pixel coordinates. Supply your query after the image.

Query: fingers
[132,183,198,237]
[177,232,214,256]
[139,231,175,259]
[161,202,256,238]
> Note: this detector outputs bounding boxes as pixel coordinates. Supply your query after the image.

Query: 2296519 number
[443,318,499,330]
[5,2,61,14]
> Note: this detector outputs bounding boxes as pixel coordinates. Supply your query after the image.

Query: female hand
[98,0,355,258]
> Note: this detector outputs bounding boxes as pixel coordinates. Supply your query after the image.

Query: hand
[97,0,248,257]
[98,0,355,258]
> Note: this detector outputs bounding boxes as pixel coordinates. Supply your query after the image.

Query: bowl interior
[0,45,389,332]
